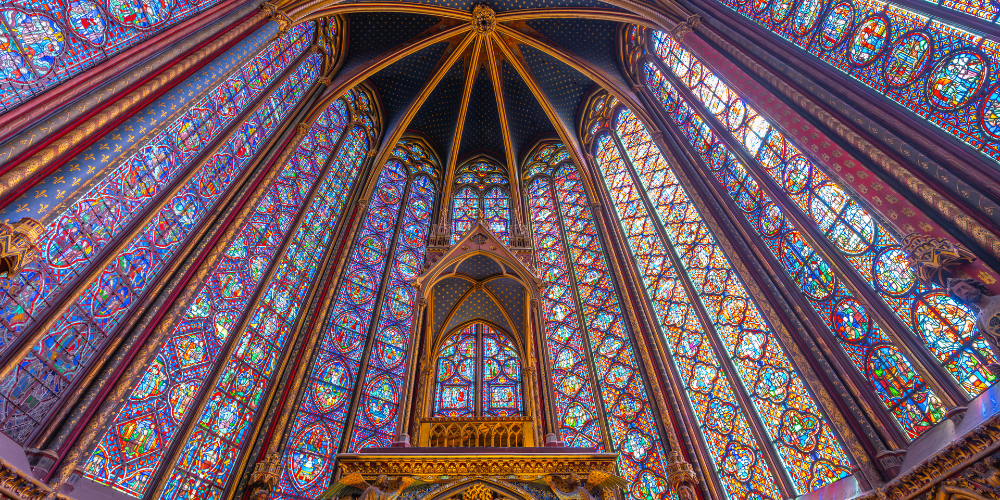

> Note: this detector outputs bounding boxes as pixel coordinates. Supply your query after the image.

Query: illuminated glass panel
[161,125,368,500]
[0,0,233,112]
[82,98,358,497]
[528,177,603,448]
[275,142,436,499]
[0,42,318,446]
[698,0,1000,162]
[482,326,522,417]
[643,60,947,437]
[552,163,669,498]
[451,186,479,244]
[434,326,476,417]
[346,172,435,450]
[483,187,510,245]
[651,31,995,397]
[0,24,313,364]
[595,132,784,500]
[614,106,852,493]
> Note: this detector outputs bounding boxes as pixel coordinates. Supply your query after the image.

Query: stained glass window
[431,323,523,418]
[451,158,510,244]
[0,0,238,112]
[82,88,367,497]
[0,27,318,446]
[274,139,438,500]
[699,0,1000,163]
[524,143,668,500]
[649,31,994,401]
[589,97,855,497]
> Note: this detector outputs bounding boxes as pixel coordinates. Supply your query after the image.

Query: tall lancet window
[699,0,1000,164]
[524,142,669,500]
[637,29,992,438]
[583,96,855,499]
[273,139,439,500]
[433,323,523,417]
[82,88,377,498]
[451,158,510,244]
[0,0,236,111]
[0,23,318,447]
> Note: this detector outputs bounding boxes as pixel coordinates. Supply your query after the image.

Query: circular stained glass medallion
[884,32,932,87]
[68,0,107,46]
[927,50,988,110]
[833,299,869,340]
[388,286,412,320]
[377,181,402,205]
[980,84,1000,139]
[759,203,784,237]
[368,205,395,232]
[849,17,889,67]
[289,423,332,489]
[377,327,405,368]
[105,0,176,28]
[312,361,349,412]
[818,3,853,51]
[359,236,384,265]
[771,0,795,23]
[792,0,823,35]
[874,248,916,295]
[753,0,770,13]
[410,196,431,219]
[394,250,420,280]
[365,374,397,426]
[0,9,65,83]
[345,270,375,304]
[401,222,425,247]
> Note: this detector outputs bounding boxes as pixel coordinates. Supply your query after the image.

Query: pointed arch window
[584,97,855,498]
[273,139,439,500]
[451,158,510,244]
[524,142,669,500]
[638,29,992,438]
[433,323,523,417]
[0,24,318,448]
[83,87,376,498]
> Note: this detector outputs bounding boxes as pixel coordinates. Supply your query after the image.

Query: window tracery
[451,158,510,244]
[524,142,669,500]
[642,30,993,415]
[432,323,523,418]
[0,24,318,447]
[584,95,854,498]
[274,138,438,500]
[82,87,374,498]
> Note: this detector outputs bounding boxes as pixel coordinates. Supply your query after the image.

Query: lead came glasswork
[275,141,437,500]
[82,93,360,498]
[702,0,1000,163]
[434,326,476,417]
[0,31,318,446]
[651,31,995,398]
[642,59,946,437]
[594,132,785,500]
[612,106,853,493]
[451,159,511,244]
[0,0,227,111]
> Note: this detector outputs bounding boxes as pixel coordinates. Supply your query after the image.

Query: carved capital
[903,233,977,286]
[876,449,907,479]
[0,217,42,277]
[666,451,697,488]
[317,76,332,85]
[248,452,282,500]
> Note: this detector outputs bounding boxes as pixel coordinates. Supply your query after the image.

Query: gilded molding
[0,12,267,206]
[336,453,619,477]
[0,458,67,500]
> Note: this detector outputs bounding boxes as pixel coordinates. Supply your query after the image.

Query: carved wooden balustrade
[418,417,534,448]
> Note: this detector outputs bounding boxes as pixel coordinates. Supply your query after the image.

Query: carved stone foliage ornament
[0,217,42,278]
[904,233,977,286]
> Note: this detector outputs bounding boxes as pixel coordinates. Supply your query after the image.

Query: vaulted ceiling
[273,0,690,190]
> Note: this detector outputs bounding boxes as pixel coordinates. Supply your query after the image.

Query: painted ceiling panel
[444,288,515,339]
[433,276,473,334]
[410,58,467,157]
[518,44,592,135]
[524,19,627,90]
[342,0,623,12]
[456,254,504,280]
[457,69,505,161]
[501,60,552,165]
[485,277,524,332]
[341,13,442,74]
[368,42,451,133]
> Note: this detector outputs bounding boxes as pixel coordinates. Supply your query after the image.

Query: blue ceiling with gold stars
[342,2,634,177]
